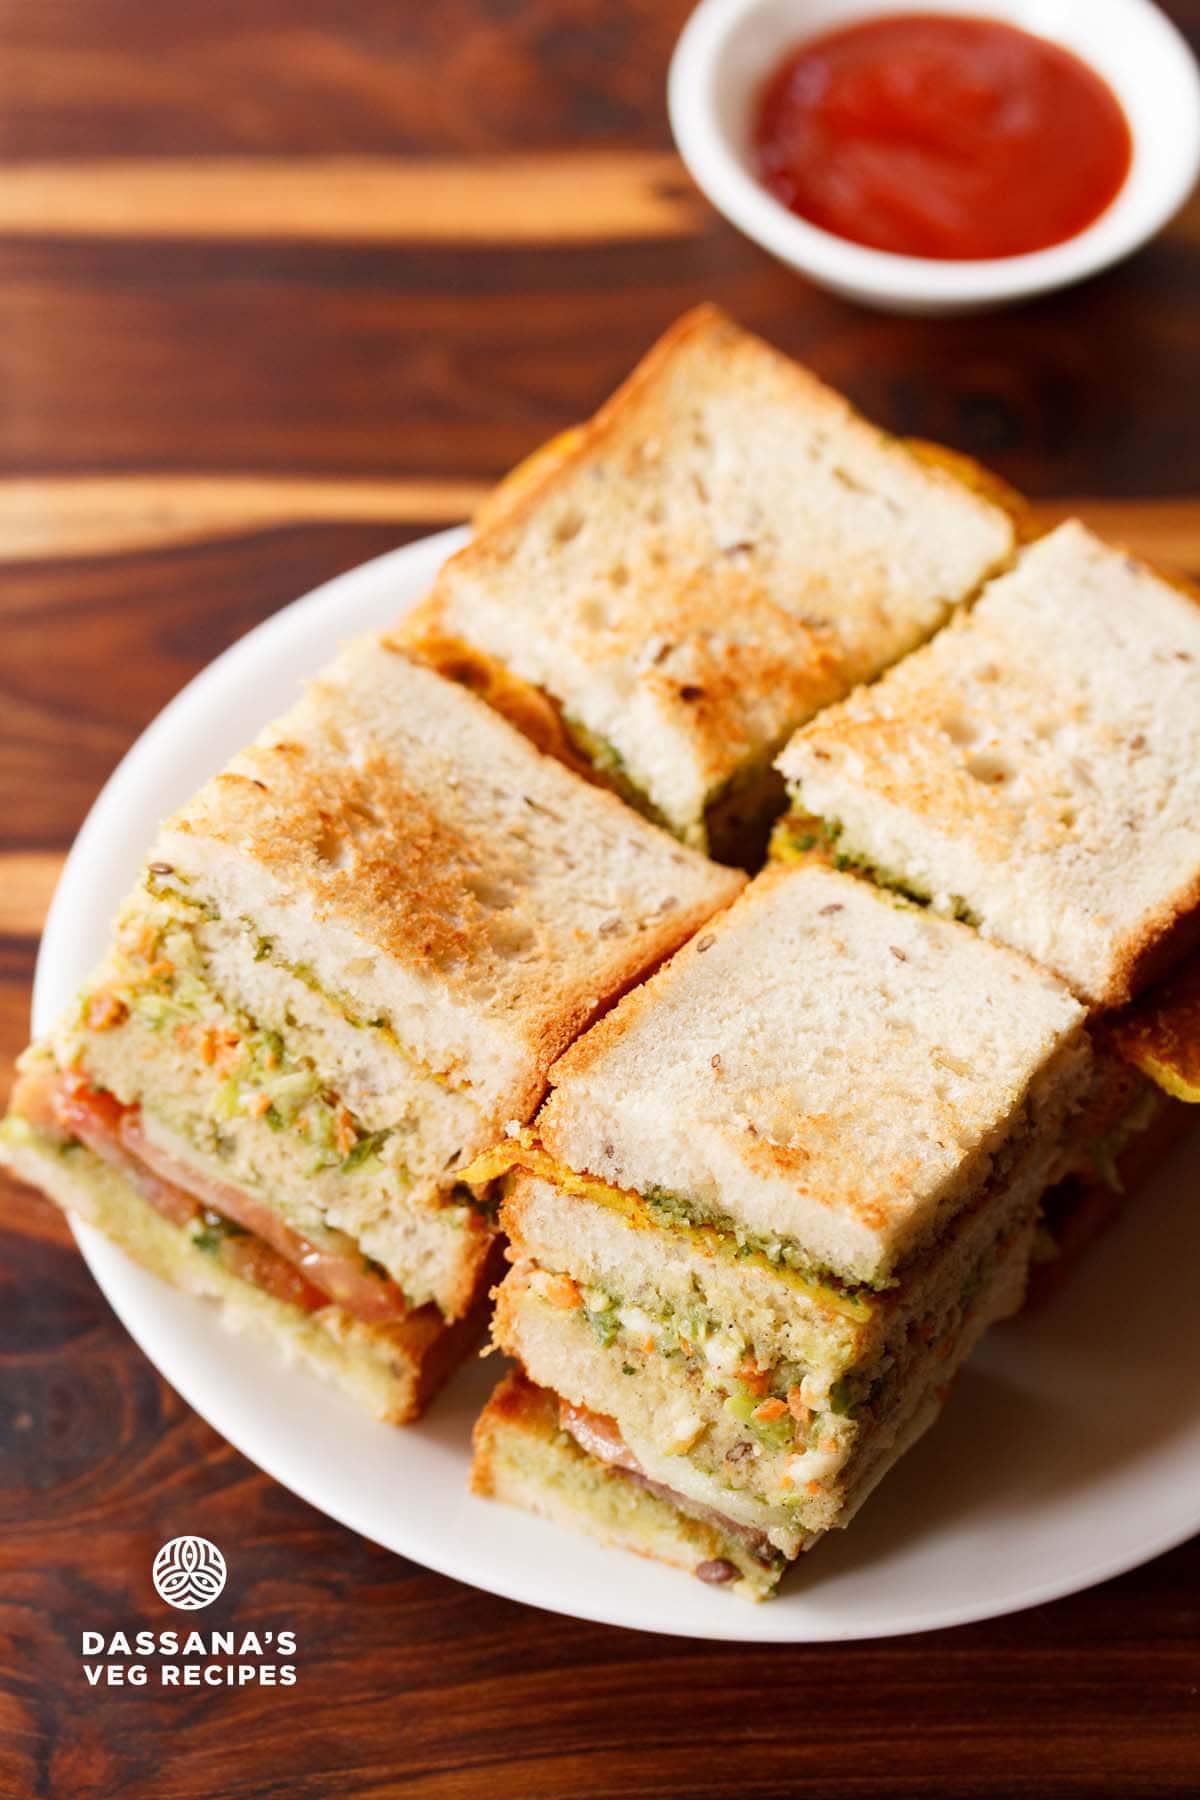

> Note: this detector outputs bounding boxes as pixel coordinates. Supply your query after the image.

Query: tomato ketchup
[752,14,1133,260]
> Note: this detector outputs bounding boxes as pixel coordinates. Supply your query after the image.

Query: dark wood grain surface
[2,3,1199,1795]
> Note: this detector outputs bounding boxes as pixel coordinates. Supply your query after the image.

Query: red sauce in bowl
[752,13,1133,261]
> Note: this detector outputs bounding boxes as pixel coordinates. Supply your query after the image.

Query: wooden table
[2,3,1199,1794]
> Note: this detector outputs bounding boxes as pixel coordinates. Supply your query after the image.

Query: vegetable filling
[85,890,406,1177]
[769,810,982,926]
[37,1071,412,1326]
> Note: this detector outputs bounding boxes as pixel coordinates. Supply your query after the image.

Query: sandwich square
[429,305,1016,856]
[536,863,1087,1286]
[778,522,1200,1007]
[155,636,745,1125]
[1,639,741,1423]
[481,865,1090,1580]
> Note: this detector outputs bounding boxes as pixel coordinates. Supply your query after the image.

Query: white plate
[34,527,1200,1642]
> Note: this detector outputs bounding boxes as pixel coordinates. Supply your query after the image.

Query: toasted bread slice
[778,523,1200,1008]
[536,864,1088,1286]
[6,636,740,1400]
[429,305,1016,856]
[155,635,743,1127]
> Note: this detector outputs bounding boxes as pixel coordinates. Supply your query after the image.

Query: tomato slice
[215,1230,328,1314]
[558,1399,638,1471]
[53,1075,199,1228]
[119,1113,410,1325]
[49,1075,409,1325]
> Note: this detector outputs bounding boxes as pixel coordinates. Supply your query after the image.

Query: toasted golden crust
[432,305,1016,844]
[1110,889,1200,1021]
[902,438,1031,537]
[471,1364,553,1453]
[178,750,496,975]
[394,607,603,784]
[471,425,587,533]
[780,523,1200,1008]
[483,306,1019,555]
[157,641,743,1116]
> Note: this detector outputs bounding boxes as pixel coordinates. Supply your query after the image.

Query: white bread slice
[429,306,1015,848]
[778,523,1200,1008]
[536,864,1088,1285]
[0,1120,495,1423]
[154,636,743,1124]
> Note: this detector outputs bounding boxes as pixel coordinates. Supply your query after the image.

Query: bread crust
[537,864,1087,1284]
[431,306,1016,843]
[779,523,1200,1007]
[158,638,743,1117]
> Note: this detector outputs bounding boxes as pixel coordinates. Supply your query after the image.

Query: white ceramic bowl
[668,0,1200,313]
